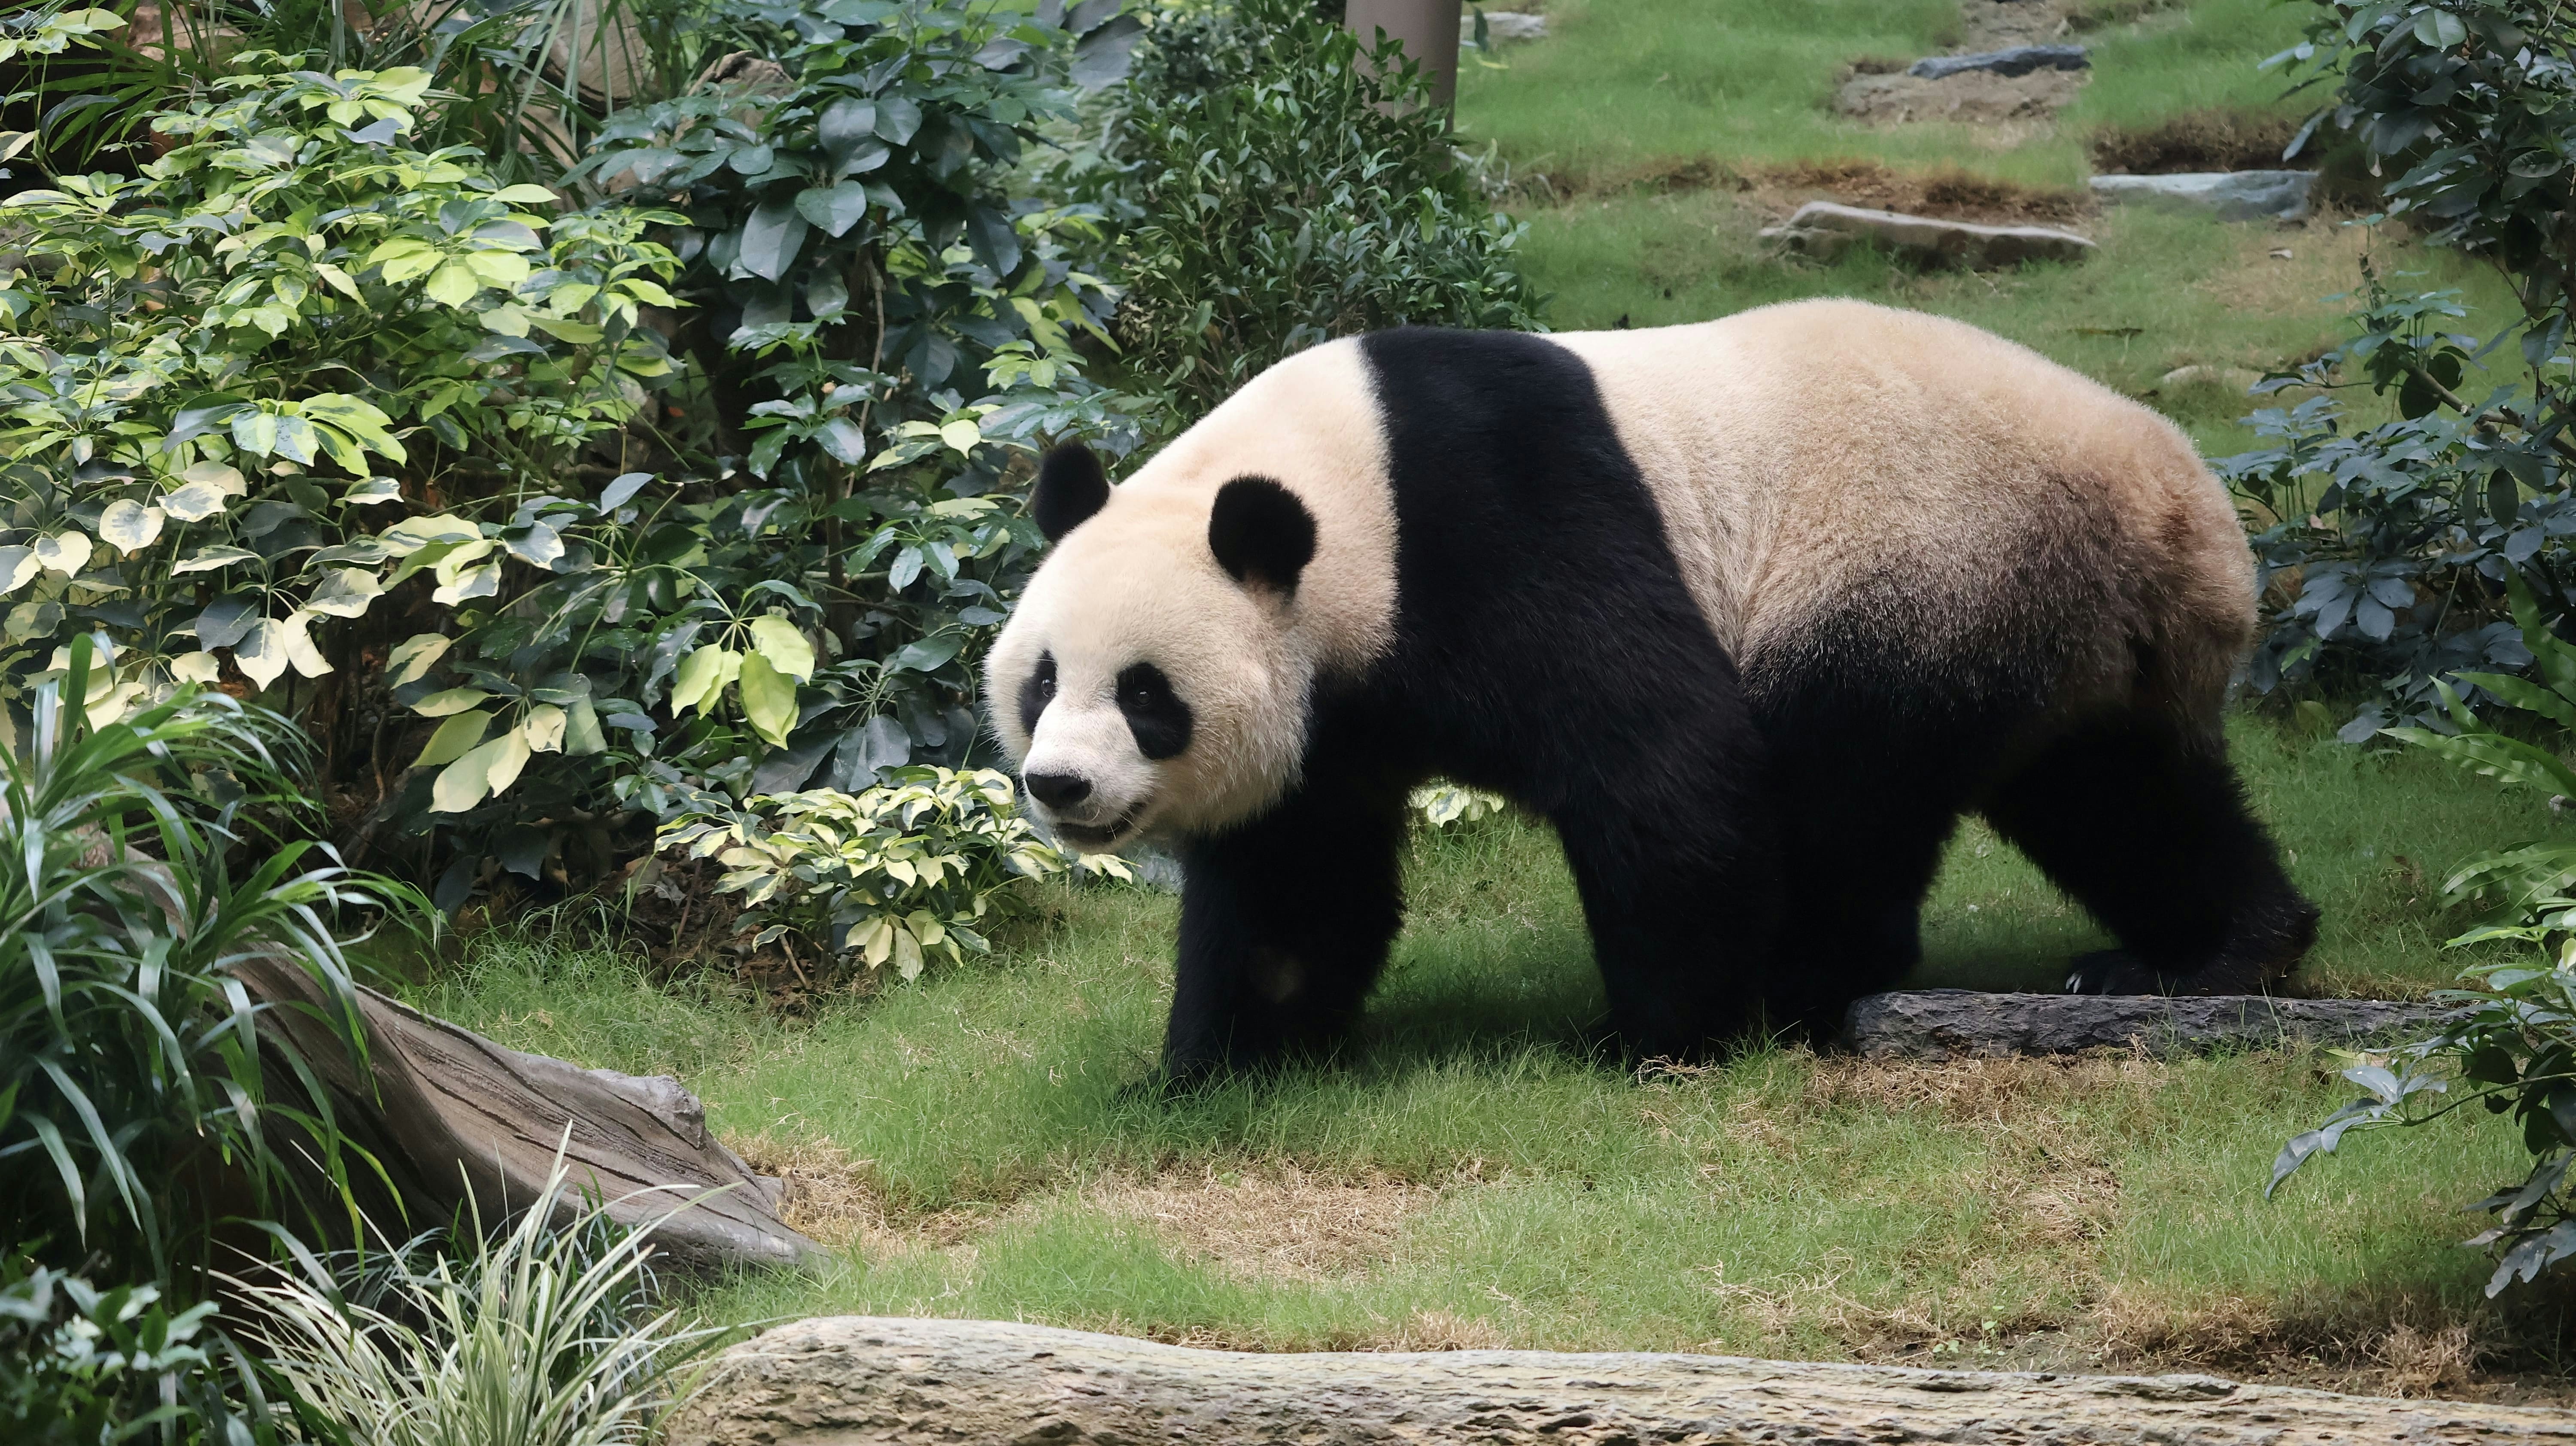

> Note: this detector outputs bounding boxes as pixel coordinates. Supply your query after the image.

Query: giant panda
[986,298,2319,1081]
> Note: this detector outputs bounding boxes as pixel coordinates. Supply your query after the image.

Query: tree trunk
[663,1316,2576,1445]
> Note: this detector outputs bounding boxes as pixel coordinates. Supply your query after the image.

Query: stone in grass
[2089,170,2317,223]
[1759,201,2095,270]
[1461,10,1546,42]
[1844,988,2458,1061]
[1908,44,2089,80]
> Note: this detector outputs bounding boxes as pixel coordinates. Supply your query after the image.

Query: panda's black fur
[1021,322,2318,1080]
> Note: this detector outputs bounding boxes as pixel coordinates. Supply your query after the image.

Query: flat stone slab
[665,1315,2576,1446]
[1462,9,1546,41]
[1846,988,2455,1060]
[1760,200,2095,269]
[1910,43,2089,79]
[2091,168,2317,222]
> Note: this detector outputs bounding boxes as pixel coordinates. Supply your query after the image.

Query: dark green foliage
[2275,576,2576,1292]
[1103,0,1546,427]
[0,1255,245,1445]
[2223,1,2576,731]
[549,0,1139,837]
[0,641,406,1291]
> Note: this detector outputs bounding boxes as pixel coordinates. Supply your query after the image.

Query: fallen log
[1845,988,2455,1060]
[664,1315,2576,1446]
[237,951,821,1272]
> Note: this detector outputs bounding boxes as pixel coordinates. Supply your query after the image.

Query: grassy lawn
[411,719,2576,1390]
[400,0,2576,1398]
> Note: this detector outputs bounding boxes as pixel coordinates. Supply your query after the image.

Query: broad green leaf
[425,261,480,306]
[173,545,258,574]
[670,644,738,715]
[472,725,534,798]
[278,610,331,677]
[795,181,871,238]
[490,183,559,204]
[169,651,220,684]
[522,703,567,753]
[735,198,809,283]
[748,614,817,680]
[433,559,503,605]
[33,531,90,576]
[232,617,289,690]
[229,410,279,457]
[160,480,227,522]
[938,418,982,454]
[464,250,532,289]
[739,651,798,747]
[386,632,452,687]
[179,460,246,494]
[412,687,491,717]
[413,709,491,766]
[563,697,608,756]
[96,499,163,554]
[304,567,383,618]
[431,747,490,813]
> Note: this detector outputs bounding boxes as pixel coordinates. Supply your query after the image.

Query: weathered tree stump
[237,951,820,1271]
[1844,989,2455,1061]
[663,1316,2576,1445]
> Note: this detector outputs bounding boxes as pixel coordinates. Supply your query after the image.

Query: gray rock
[1759,200,2095,270]
[2089,170,2317,222]
[1844,988,2458,1061]
[1908,44,2088,80]
[1462,9,1546,43]
[665,1315,2576,1446]
[1127,842,1186,894]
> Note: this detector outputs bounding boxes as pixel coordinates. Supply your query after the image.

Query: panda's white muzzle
[1018,702,1158,852]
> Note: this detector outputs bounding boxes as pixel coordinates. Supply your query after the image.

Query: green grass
[1454,0,2311,188]
[397,0,2576,1391]
[408,717,2576,1380]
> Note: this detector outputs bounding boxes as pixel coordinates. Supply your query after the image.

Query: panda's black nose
[1025,772,1093,810]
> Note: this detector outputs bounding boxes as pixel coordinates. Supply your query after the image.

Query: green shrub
[657,765,1125,978]
[2222,0,2576,732]
[1102,0,1547,428]
[0,640,410,1291]
[2274,573,2576,1291]
[236,1146,724,1446]
[0,1256,236,1445]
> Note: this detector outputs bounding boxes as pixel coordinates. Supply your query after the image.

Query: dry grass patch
[727,1133,992,1251]
[1082,1164,1441,1283]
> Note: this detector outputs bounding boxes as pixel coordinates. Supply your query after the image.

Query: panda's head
[987,441,1327,852]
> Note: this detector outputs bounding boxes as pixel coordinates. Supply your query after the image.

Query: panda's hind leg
[1980,715,2318,996]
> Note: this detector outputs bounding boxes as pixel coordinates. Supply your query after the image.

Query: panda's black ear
[1208,476,1316,596]
[1031,443,1110,543]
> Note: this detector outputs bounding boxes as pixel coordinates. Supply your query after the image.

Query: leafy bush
[1100,0,1546,427]
[0,1256,237,1445]
[657,766,1123,978]
[0,60,682,885]
[568,0,1137,811]
[236,1146,723,1446]
[0,640,408,1291]
[2226,0,2576,729]
[2273,575,2576,1291]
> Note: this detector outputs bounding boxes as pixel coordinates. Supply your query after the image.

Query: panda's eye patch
[1018,652,1057,738]
[1115,662,1194,761]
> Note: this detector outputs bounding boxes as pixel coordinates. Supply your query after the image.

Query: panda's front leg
[1160,779,1410,1084]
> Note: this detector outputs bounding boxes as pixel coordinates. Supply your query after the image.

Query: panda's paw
[2063,949,2174,996]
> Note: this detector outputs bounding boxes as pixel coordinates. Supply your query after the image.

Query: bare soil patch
[1749,158,2093,227]
[2090,108,2307,174]
[1834,0,2089,126]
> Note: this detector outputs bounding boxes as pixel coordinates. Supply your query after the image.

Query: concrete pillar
[1344,0,1464,109]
